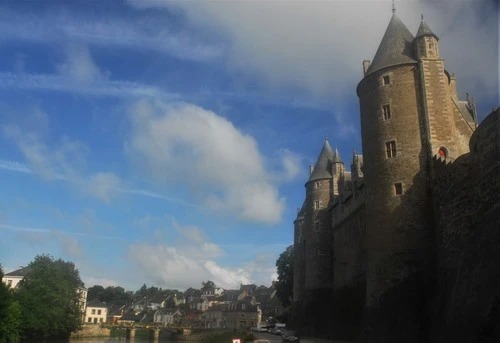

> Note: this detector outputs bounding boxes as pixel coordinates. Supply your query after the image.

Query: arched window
[438,147,448,158]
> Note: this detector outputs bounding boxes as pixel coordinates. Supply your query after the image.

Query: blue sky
[0,0,498,291]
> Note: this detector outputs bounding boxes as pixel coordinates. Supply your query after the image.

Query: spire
[416,14,439,40]
[392,0,396,14]
[332,148,343,164]
[365,12,417,75]
[307,139,335,183]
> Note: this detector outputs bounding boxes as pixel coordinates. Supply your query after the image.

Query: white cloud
[127,0,498,106]
[0,5,222,63]
[2,108,121,203]
[129,243,250,290]
[128,220,281,289]
[125,99,286,224]
[82,172,122,204]
[0,72,173,98]
[56,44,108,83]
[276,149,302,182]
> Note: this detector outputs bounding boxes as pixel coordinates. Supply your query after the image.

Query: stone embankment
[71,324,111,338]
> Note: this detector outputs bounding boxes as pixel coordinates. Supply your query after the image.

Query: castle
[293,9,499,343]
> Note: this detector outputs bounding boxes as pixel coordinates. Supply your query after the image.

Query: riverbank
[70,325,111,339]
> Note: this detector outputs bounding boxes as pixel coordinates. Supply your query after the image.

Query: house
[161,293,185,307]
[85,299,108,324]
[117,311,140,325]
[201,287,224,299]
[204,304,225,329]
[2,266,29,288]
[107,304,126,324]
[224,301,261,330]
[154,308,182,325]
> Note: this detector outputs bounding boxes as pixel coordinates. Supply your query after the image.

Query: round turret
[357,13,435,312]
[302,139,336,291]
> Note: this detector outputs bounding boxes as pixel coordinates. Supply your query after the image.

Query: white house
[153,308,182,325]
[85,299,108,324]
[2,266,29,288]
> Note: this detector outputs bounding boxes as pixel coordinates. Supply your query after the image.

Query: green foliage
[275,245,294,307]
[0,265,22,343]
[201,280,215,290]
[15,255,84,341]
[88,285,133,305]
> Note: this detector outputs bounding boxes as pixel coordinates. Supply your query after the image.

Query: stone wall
[431,108,500,342]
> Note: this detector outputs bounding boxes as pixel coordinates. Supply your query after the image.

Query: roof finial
[421,13,424,21]
[325,130,329,141]
[392,0,396,14]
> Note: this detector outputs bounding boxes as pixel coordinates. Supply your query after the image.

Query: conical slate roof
[366,14,417,75]
[416,18,438,40]
[307,139,340,183]
[332,147,343,164]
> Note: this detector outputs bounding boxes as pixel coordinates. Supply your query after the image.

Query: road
[255,332,282,343]
[255,332,350,343]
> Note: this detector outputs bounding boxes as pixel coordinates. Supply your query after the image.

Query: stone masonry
[292,10,499,343]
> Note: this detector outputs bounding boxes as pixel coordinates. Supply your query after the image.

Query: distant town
[2,265,287,331]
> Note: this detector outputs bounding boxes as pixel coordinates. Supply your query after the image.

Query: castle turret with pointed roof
[293,7,498,342]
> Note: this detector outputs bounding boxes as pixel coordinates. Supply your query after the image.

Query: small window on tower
[383,104,391,120]
[394,182,403,195]
[385,140,397,158]
[314,200,320,209]
[383,75,390,85]
[315,181,320,188]
[315,222,320,231]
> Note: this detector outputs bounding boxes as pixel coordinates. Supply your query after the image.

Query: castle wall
[431,108,500,342]
[331,189,366,290]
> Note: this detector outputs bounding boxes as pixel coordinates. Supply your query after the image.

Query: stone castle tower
[292,8,499,343]
[357,10,476,340]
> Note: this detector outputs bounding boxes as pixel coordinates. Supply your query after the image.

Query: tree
[201,280,215,290]
[275,245,294,307]
[15,255,84,341]
[0,265,22,343]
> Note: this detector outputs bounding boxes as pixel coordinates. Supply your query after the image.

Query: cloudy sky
[0,0,498,291]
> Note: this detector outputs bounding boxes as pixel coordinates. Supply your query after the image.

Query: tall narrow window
[394,182,403,195]
[385,140,397,158]
[315,222,320,231]
[383,104,391,120]
[314,200,320,209]
[383,75,390,85]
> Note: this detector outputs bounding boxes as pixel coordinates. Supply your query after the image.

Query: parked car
[282,329,300,343]
[258,326,268,333]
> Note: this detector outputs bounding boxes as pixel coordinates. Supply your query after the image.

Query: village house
[85,299,108,324]
[154,308,182,326]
